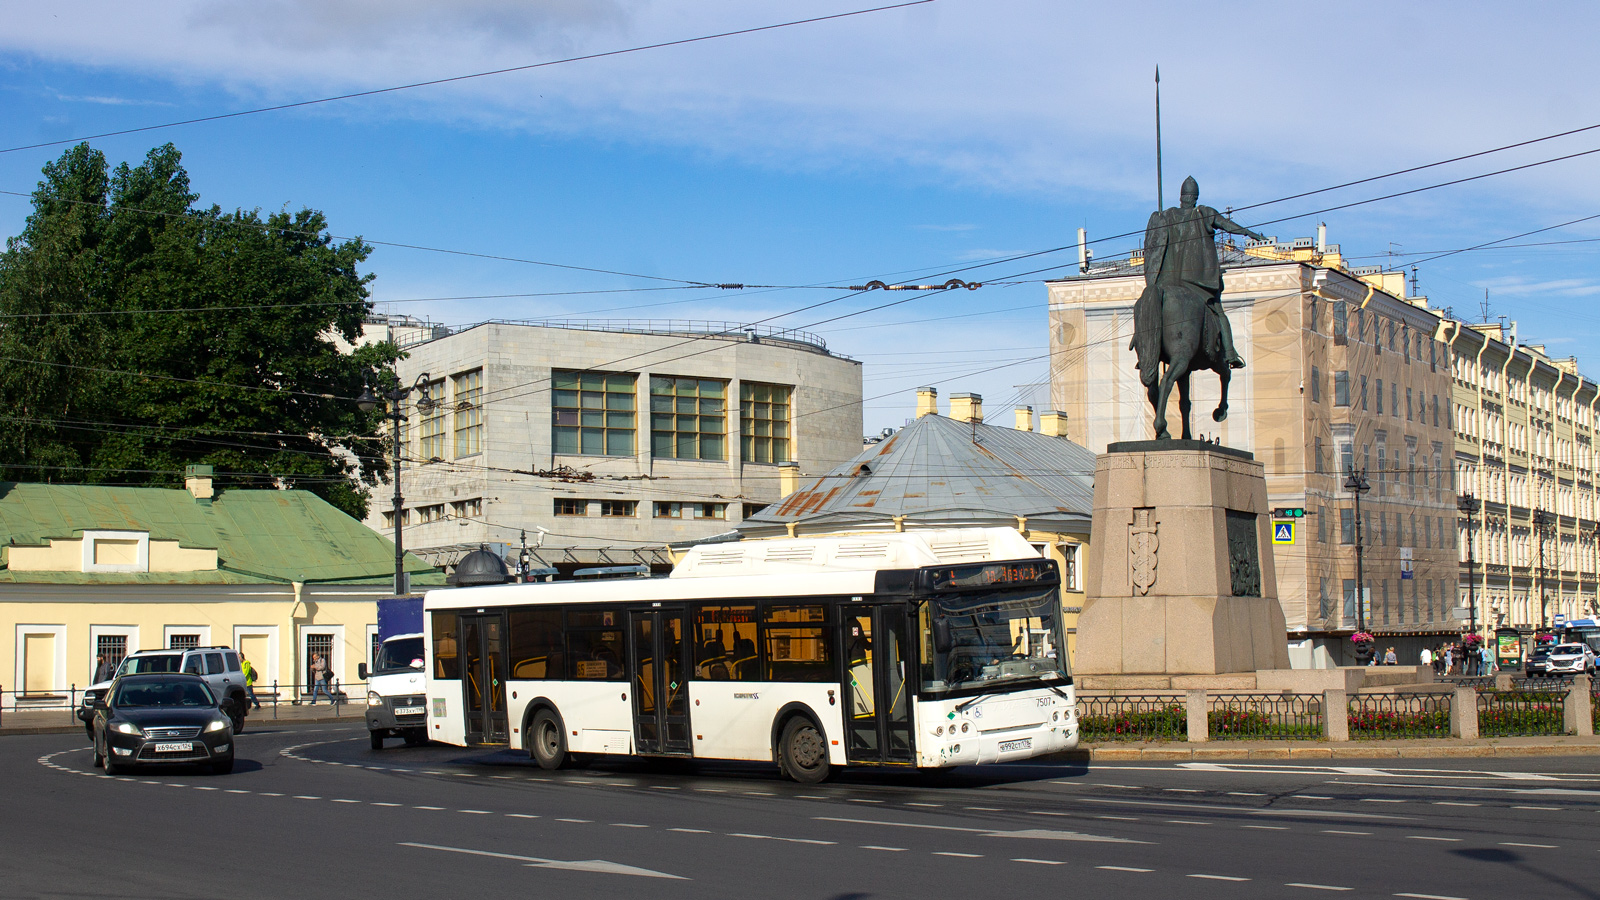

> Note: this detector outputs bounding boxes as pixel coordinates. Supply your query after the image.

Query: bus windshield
[919,587,1067,693]
[373,637,426,676]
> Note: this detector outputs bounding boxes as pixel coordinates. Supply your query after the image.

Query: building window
[450,498,482,519]
[650,376,726,460]
[452,369,483,458]
[1391,382,1398,417]
[1361,375,1368,411]
[742,503,768,519]
[553,371,636,456]
[96,634,129,672]
[1334,371,1350,407]
[554,499,587,517]
[1406,388,1413,420]
[1314,436,1324,474]
[1332,302,1347,341]
[168,633,201,651]
[1432,395,1439,428]
[1343,579,1357,621]
[741,382,792,464]
[1310,366,1321,402]
[1340,508,1355,545]
[417,504,445,524]
[658,501,728,519]
[1376,379,1384,414]
[600,500,637,518]
[1318,577,1329,620]
[1339,442,1353,477]
[381,509,410,529]
[417,377,447,461]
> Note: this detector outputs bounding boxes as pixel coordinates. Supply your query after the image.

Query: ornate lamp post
[1533,509,1552,630]
[1459,494,1480,638]
[358,373,435,596]
[1345,465,1372,635]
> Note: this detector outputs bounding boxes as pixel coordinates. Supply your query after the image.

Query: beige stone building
[1443,319,1600,635]
[1048,238,1457,665]
[372,320,864,573]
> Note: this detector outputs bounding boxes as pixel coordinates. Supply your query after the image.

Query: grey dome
[451,548,510,586]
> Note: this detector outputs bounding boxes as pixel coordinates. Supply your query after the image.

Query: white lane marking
[1287,883,1352,891]
[696,788,725,793]
[727,833,835,845]
[814,816,1147,844]
[371,802,402,807]
[1096,816,1139,821]
[1499,841,1558,848]
[1078,797,1412,821]
[743,791,774,796]
[1434,802,1480,807]
[331,799,361,804]
[650,786,680,791]
[670,828,711,834]
[611,823,649,828]
[1512,805,1561,810]
[414,806,445,811]
[225,789,250,794]
[399,841,685,880]
[1332,780,1600,798]
[860,846,906,852]
[1296,795,1333,800]
[906,802,942,807]
[507,814,539,819]
[1406,836,1461,842]
[261,792,284,797]
[1321,830,1372,836]
[1362,799,1406,803]
[847,798,883,803]
[1013,858,1065,865]
[1098,866,1153,873]
[796,794,827,800]
[934,852,982,858]
[1188,874,1250,882]
[458,810,492,815]
[1163,788,1201,793]
[293,795,320,800]
[1165,820,1210,826]
[1227,792,1267,796]
[1395,894,1468,900]
[193,786,217,791]
[490,775,513,780]
[556,818,591,823]
[1243,825,1288,830]
[965,806,1001,811]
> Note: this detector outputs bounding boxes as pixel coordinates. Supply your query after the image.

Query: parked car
[1543,643,1595,676]
[79,647,250,736]
[1525,645,1553,678]
[92,673,235,775]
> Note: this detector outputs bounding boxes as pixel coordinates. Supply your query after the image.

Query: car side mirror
[357,662,369,681]
[92,697,108,710]
[932,617,953,655]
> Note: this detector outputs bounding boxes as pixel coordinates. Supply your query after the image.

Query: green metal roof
[0,482,444,585]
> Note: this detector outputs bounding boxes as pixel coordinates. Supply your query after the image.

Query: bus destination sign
[924,559,1056,592]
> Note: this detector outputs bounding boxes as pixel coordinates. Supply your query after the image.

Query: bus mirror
[357,663,368,681]
[933,617,953,654]
[410,659,424,669]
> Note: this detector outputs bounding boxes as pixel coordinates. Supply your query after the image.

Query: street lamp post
[1533,509,1552,630]
[358,373,435,596]
[1459,494,1480,638]
[1346,465,1372,635]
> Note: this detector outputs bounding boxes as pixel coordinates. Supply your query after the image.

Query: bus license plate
[393,706,425,716]
[154,742,193,753]
[998,738,1032,753]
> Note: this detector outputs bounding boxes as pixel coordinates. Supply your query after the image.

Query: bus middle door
[629,607,692,756]
[460,613,509,745]
[843,605,913,764]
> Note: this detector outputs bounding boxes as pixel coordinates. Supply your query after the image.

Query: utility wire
[0,1,935,156]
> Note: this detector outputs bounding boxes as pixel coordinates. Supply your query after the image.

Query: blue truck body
[377,596,424,642]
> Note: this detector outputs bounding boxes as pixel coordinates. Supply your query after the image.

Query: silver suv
[79,647,251,735]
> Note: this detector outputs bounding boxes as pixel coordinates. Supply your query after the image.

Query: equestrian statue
[1129,176,1265,440]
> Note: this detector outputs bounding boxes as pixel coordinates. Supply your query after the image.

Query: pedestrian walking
[308,653,333,705]
[1384,646,1398,665]
[93,654,117,684]
[241,654,261,709]
[1420,646,1433,670]
[1481,643,1494,675]
[1443,645,1454,675]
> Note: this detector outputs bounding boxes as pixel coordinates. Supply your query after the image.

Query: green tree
[0,142,396,518]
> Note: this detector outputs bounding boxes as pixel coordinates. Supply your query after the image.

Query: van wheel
[779,717,830,784]
[528,709,566,770]
[403,730,427,747]
[370,731,385,750]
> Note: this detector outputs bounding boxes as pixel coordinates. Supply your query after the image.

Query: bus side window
[694,604,756,681]
[566,609,625,681]
[762,604,834,682]
[432,612,460,680]
[509,608,564,680]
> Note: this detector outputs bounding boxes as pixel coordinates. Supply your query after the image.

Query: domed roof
[450,548,510,586]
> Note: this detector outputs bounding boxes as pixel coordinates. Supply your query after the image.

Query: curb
[1052,740,1600,761]
[1,712,363,737]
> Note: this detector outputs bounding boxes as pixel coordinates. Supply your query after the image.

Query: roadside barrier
[1348,691,1451,739]
[1206,693,1322,740]
[1078,694,1187,742]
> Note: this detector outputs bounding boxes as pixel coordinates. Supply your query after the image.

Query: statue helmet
[1180,175,1199,198]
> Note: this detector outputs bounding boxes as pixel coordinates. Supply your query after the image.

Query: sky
[3,0,1600,434]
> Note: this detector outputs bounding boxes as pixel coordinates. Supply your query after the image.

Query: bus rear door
[842,605,913,764]
[630,608,692,755]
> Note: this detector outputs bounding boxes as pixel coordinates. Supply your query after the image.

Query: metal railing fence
[1206,693,1323,740]
[1348,692,1451,739]
[1078,695,1187,742]
[1478,689,1566,736]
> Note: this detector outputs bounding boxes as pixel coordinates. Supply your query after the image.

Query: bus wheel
[529,709,566,770]
[780,717,830,784]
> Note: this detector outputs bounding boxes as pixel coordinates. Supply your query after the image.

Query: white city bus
[421,527,1077,782]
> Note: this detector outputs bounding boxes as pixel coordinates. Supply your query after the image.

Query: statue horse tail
[1131,283,1164,387]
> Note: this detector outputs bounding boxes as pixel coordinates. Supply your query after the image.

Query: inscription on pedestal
[1225,509,1261,597]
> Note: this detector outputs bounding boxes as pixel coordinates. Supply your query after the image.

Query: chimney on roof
[949,393,983,424]
[1014,406,1034,431]
[1316,222,1327,254]
[1039,410,1068,437]
[778,461,800,498]
[915,386,939,418]
[184,464,214,504]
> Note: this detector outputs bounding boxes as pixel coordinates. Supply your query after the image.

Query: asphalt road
[6,723,1600,899]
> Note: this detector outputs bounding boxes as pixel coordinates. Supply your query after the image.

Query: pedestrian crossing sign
[1272,521,1296,544]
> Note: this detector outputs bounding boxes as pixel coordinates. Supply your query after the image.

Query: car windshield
[373,637,426,675]
[918,587,1068,693]
[121,655,183,676]
[1552,644,1587,655]
[113,680,215,708]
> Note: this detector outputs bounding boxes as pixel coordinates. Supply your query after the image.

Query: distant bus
[421,527,1078,782]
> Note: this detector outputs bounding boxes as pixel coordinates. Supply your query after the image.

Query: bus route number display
[926,559,1055,591]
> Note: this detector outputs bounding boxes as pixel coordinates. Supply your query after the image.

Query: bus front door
[460,613,509,745]
[630,609,692,756]
[843,605,913,764]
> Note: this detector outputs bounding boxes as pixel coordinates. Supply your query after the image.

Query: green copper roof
[0,482,444,585]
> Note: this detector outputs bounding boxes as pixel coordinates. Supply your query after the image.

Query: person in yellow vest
[240,655,261,709]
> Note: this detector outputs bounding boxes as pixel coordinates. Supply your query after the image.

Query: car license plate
[154,742,193,753]
[998,738,1032,753]
[393,706,425,716]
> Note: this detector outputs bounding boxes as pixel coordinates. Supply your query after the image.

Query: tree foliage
[0,142,396,518]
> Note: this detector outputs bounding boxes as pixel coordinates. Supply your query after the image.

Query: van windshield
[374,637,426,675]
[918,587,1068,693]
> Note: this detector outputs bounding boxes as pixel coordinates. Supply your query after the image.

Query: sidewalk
[1059,734,1600,761]
[0,701,363,736]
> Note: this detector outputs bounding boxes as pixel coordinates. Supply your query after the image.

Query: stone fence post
[1185,689,1208,743]
[1565,674,1593,737]
[1494,672,1514,692]
[1322,688,1349,741]
[1450,686,1478,740]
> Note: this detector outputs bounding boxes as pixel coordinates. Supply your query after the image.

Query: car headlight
[367,693,384,707]
[205,718,229,733]
[113,722,143,736]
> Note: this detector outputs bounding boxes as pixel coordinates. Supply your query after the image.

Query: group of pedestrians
[1368,640,1495,675]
